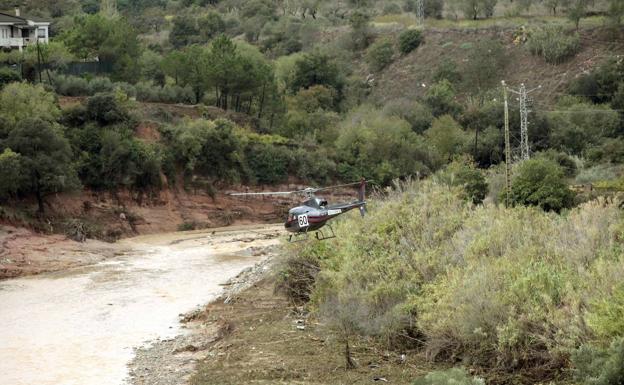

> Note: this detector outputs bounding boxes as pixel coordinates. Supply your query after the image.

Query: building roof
[0,11,49,24]
[0,12,26,24]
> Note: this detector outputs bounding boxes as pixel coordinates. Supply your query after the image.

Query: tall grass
[288,181,624,383]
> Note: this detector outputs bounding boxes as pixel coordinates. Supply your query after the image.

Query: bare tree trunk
[35,180,44,214]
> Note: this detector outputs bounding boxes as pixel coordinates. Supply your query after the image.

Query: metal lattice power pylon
[519,84,529,160]
[416,0,425,26]
[509,83,541,161]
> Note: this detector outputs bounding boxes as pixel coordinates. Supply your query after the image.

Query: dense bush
[509,158,575,212]
[573,339,624,385]
[244,142,292,184]
[293,181,624,383]
[424,80,462,118]
[527,26,581,64]
[366,39,395,72]
[0,68,20,88]
[398,29,424,54]
[86,93,131,125]
[435,158,488,204]
[335,106,439,184]
[54,75,90,96]
[383,99,433,133]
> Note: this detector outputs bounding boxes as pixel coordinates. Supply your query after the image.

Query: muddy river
[0,224,282,385]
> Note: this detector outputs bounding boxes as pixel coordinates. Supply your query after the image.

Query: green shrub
[244,142,291,184]
[508,158,575,212]
[366,39,395,72]
[85,93,130,125]
[398,29,424,54]
[527,26,581,64]
[435,158,488,204]
[587,283,624,340]
[383,99,433,133]
[433,59,461,84]
[413,368,484,385]
[424,80,462,118]
[178,221,197,231]
[382,2,402,15]
[536,150,578,178]
[88,77,114,94]
[0,68,20,88]
[55,75,90,96]
[292,180,624,382]
[573,339,624,385]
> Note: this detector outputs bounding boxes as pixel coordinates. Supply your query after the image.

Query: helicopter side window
[319,199,328,207]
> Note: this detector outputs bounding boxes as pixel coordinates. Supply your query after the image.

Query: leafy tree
[140,50,165,86]
[199,12,226,41]
[161,51,186,85]
[22,42,76,70]
[398,29,424,54]
[3,119,79,213]
[424,0,444,19]
[0,83,60,129]
[99,130,162,194]
[458,0,498,19]
[168,118,243,182]
[287,85,337,113]
[433,59,462,85]
[568,0,590,29]
[548,97,620,155]
[544,0,570,15]
[336,106,438,184]
[608,0,624,26]
[349,10,372,50]
[62,14,141,81]
[424,80,462,118]
[366,39,395,72]
[0,149,26,200]
[169,15,199,48]
[463,39,507,96]
[383,99,434,133]
[290,52,344,97]
[508,158,574,212]
[425,115,469,161]
[85,93,131,125]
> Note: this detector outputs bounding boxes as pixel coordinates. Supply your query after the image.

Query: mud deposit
[0,224,281,385]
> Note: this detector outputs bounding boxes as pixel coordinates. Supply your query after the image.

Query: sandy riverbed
[0,224,282,385]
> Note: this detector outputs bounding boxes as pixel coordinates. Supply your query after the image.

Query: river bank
[0,224,282,385]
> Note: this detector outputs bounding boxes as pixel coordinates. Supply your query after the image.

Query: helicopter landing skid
[315,225,336,241]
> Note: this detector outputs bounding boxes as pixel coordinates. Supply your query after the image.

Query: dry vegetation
[284,181,624,384]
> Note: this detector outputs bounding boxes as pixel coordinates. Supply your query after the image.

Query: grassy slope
[367,24,624,106]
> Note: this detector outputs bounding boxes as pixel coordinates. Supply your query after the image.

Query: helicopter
[230,180,367,242]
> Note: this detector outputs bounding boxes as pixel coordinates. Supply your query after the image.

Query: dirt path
[0,224,282,385]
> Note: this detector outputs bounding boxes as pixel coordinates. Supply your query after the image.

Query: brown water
[0,225,281,385]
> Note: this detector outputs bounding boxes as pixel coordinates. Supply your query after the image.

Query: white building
[0,8,50,52]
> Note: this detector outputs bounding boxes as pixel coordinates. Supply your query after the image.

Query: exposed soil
[131,260,437,385]
[0,225,121,279]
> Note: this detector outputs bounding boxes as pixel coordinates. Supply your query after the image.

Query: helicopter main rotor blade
[311,181,365,192]
[229,191,297,196]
